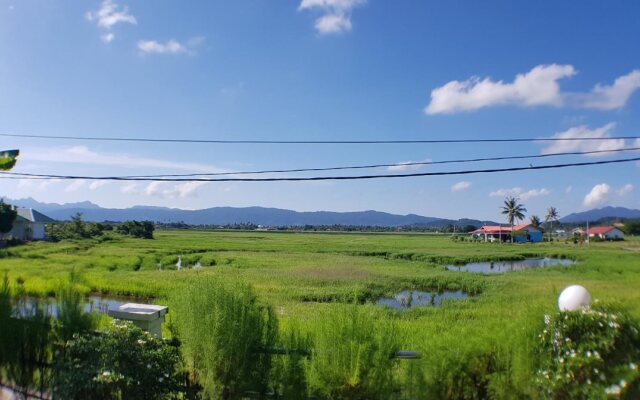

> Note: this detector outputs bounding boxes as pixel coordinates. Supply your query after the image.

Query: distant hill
[561,207,640,223]
[2,197,492,228]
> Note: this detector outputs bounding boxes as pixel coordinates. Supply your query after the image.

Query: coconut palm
[545,206,560,242]
[501,197,527,243]
[530,215,541,228]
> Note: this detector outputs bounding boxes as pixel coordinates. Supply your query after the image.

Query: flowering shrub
[53,320,184,400]
[536,303,640,399]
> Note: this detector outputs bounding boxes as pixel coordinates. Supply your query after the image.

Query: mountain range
[3,197,492,228]
[560,206,640,223]
[3,197,638,227]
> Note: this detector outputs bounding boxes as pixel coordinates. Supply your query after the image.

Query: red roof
[586,226,619,235]
[471,224,543,234]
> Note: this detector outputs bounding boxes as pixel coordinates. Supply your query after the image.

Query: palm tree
[530,215,541,228]
[545,207,560,242]
[501,197,527,243]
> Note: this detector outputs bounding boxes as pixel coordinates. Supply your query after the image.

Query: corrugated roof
[587,226,620,235]
[16,208,56,223]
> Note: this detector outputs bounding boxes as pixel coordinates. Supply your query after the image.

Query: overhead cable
[2,157,639,182]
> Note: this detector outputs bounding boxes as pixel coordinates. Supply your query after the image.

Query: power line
[2,156,639,182]
[1,132,640,145]
[117,146,640,178]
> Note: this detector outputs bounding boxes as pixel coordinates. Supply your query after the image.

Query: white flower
[629,362,638,370]
[605,384,621,395]
[102,371,111,376]
[147,363,151,369]
[544,315,550,325]
[137,339,146,345]
[158,377,164,382]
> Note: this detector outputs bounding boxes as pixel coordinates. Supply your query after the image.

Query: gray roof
[16,208,56,223]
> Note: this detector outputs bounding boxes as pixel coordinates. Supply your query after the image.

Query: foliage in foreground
[536,303,640,399]
[171,278,278,399]
[53,320,184,400]
[305,305,402,399]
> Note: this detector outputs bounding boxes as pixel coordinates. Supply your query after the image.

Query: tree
[545,207,560,242]
[501,197,527,243]
[0,149,19,171]
[624,220,640,236]
[530,215,541,228]
[0,200,18,240]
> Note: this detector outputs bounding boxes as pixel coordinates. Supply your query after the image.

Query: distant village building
[8,208,55,241]
[586,226,625,240]
[470,224,544,243]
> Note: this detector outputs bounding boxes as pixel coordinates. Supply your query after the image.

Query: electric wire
[2,156,639,182]
[2,132,640,145]
[116,146,640,178]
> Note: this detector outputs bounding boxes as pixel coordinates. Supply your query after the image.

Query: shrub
[171,278,278,399]
[53,320,183,400]
[536,304,640,399]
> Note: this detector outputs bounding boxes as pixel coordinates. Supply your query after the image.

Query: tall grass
[305,305,402,399]
[170,277,278,399]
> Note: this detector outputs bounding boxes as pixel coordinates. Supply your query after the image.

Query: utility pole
[586,220,590,246]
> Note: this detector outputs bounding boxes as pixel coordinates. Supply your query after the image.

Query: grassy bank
[1,230,639,397]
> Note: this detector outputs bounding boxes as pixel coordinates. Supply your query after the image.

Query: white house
[8,208,55,240]
[586,226,625,240]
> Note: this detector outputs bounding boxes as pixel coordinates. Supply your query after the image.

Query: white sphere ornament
[558,285,591,311]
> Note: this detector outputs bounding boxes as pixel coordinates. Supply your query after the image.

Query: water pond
[376,290,468,309]
[17,295,152,318]
[446,257,575,274]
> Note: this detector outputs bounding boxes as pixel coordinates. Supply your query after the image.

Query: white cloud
[451,181,471,192]
[20,145,226,174]
[65,180,87,192]
[137,38,203,55]
[565,185,573,194]
[89,181,110,190]
[577,70,640,110]
[539,123,627,156]
[425,65,640,114]
[138,40,187,55]
[86,0,136,42]
[489,187,550,201]
[101,33,115,43]
[617,183,634,196]
[299,0,366,35]
[426,64,575,114]
[121,181,208,199]
[387,159,431,172]
[584,183,611,208]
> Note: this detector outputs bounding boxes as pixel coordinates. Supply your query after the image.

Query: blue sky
[1,0,639,221]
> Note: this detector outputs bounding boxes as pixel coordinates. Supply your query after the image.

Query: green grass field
[2,230,639,397]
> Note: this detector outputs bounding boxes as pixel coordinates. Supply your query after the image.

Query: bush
[53,320,183,400]
[117,220,155,239]
[171,279,278,399]
[536,304,640,399]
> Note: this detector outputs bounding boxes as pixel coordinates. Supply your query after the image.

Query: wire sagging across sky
[2,156,640,182]
[2,132,640,145]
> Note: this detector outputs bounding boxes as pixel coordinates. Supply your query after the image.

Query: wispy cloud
[19,145,226,174]
[617,183,634,196]
[298,0,366,35]
[489,187,550,201]
[137,37,204,55]
[387,159,431,172]
[86,0,136,42]
[538,123,628,156]
[425,65,640,114]
[451,181,471,192]
[120,181,208,199]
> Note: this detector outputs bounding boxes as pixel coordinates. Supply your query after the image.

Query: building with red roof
[586,226,625,240]
[470,223,544,243]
